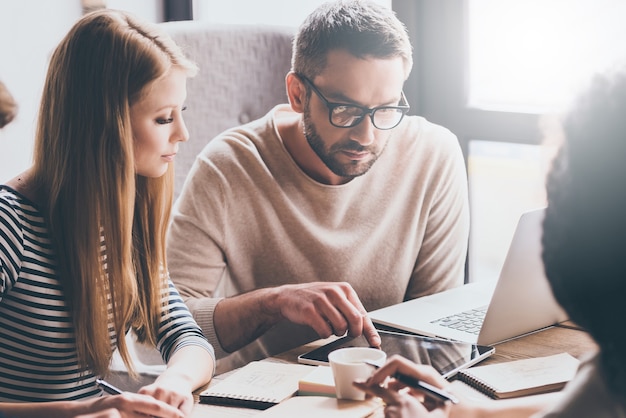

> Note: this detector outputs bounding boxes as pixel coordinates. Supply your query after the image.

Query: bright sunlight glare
[469,0,626,114]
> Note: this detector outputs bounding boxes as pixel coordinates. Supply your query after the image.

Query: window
[469,0,626,113]
[468,141,555,282]
[397,0,625,282]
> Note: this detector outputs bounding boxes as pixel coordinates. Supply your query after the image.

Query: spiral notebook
[456,352,580,399]
[199,361,314,410]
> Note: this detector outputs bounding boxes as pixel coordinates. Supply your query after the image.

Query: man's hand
[213,281,381,353]
[268,281,381,347]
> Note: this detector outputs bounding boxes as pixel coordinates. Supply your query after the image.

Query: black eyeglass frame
[298,74,410,130]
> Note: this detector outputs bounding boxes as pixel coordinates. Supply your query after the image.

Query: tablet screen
[297,330,494,379]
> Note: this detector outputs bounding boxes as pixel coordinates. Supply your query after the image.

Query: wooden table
[478,322,597,365]
[191,322,597,417]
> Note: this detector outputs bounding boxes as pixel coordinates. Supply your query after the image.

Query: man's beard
[302,106,384,179]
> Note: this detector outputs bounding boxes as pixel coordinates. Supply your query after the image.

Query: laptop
[368,208,568,346]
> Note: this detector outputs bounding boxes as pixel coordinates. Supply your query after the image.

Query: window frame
[393,0,544,283]
[395,0,542,156]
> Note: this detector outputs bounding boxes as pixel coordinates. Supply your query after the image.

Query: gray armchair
[164,20,295,200]
[108,20,295,390]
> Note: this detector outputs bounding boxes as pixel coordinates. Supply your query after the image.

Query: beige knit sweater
[167,104,470,372]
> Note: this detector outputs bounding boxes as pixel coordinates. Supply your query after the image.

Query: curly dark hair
[542,69,626,404]
[0,80,17,128]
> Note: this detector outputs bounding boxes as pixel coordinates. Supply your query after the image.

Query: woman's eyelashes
[156,116,174,125]
[156,106,187,125]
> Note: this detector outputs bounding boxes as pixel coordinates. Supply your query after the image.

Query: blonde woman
[0,10,214,418]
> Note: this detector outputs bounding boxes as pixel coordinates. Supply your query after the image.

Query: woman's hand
[78,391,186,418]
[139,376,195,417]
[353,355,453,418]
[139,344,213,416]
[74,408,121,418]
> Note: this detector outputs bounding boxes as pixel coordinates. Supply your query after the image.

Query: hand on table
[74,409,122,418]
[139,376,195,417]
[79,391,186,418]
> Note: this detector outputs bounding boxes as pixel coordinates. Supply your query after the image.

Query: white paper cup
[328,347,387,400]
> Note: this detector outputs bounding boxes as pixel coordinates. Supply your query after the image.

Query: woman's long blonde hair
[31,9,197,377]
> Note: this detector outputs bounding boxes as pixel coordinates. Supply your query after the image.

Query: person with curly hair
[0,80,17,128]
[354,68,626,417]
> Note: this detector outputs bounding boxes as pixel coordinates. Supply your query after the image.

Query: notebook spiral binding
[456,371,498,399]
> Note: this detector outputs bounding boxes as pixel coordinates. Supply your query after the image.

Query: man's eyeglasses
[299,74,410,130]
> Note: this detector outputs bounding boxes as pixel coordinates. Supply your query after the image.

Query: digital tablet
[297,330,495,379]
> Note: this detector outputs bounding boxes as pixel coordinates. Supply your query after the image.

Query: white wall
[192,0,391,25]
[0,1,80,182]
[0,0,161,183]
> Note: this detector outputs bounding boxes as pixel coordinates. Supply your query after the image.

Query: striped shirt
[0,185,214,402]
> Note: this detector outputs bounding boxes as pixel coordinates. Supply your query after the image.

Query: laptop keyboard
[430,305,488,335]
